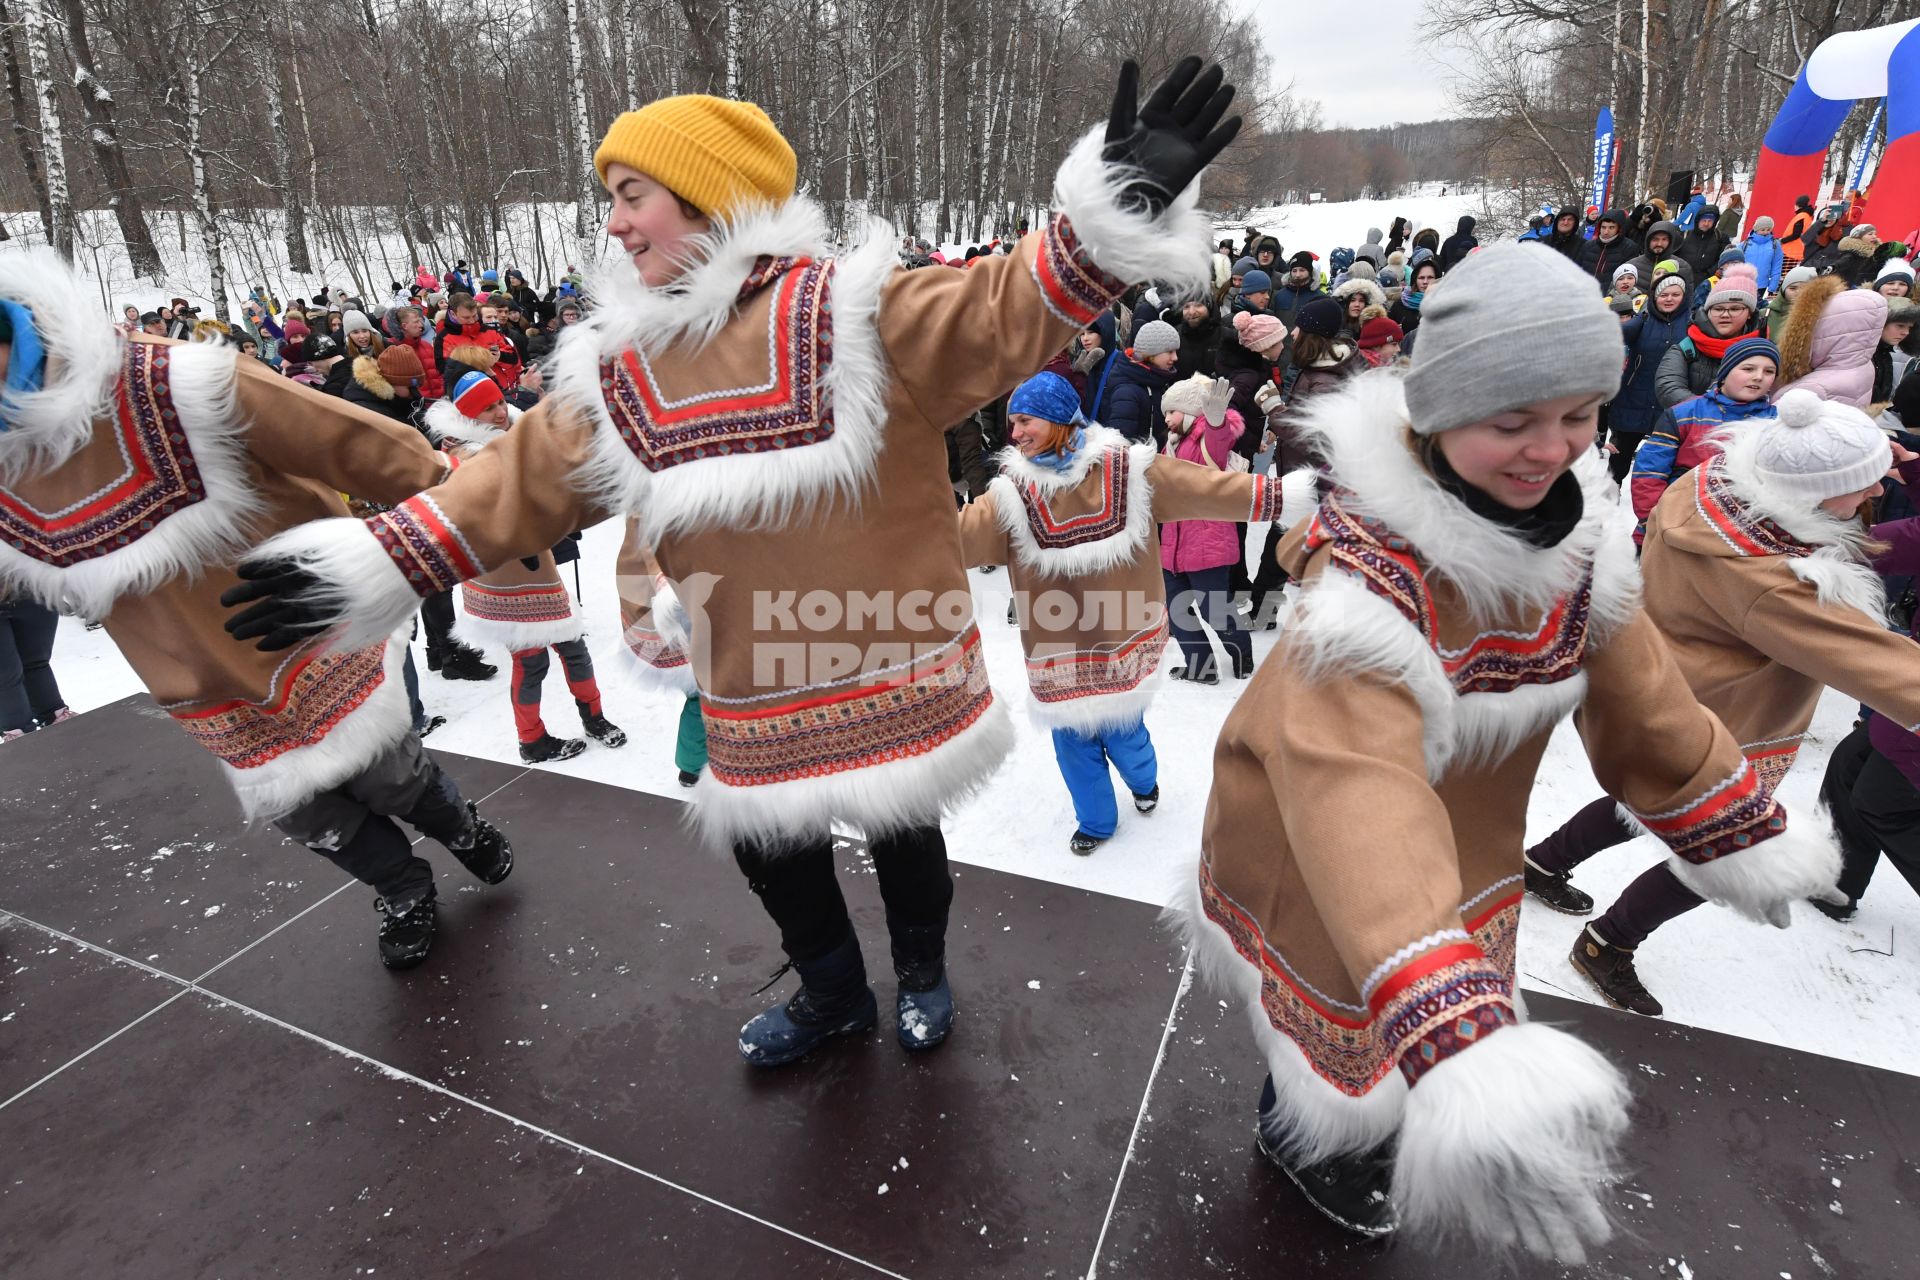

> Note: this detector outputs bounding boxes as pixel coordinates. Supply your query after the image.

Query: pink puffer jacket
[1160,407,1247,572]
[1772,287,1886,409]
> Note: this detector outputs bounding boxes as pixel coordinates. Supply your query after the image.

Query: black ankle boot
[375,886,438,970]
[891,924,954,1052]
[738,932,878,1067]
[1254,1073,1397,1238]
[446,801,513,885]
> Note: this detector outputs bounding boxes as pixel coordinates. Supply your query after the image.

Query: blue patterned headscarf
[0,299,46,432]
[1008,372,1084,427]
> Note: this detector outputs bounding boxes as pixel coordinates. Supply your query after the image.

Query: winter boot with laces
[375,888,438,970]
[577,700,627,748]
[738,931,878,1067]
[1523,856,1594,914]
[1254,1073,1397,1237]
[435,645,497,681]
[519,732,586,764]
[1570,925,1663,1017]
[892,924,954,1052]
[445,801,513,885]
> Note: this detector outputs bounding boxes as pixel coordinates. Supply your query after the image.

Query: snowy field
[42,504,1920,1082]
[1219,182,1484,265]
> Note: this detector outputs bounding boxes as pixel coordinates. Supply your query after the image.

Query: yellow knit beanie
[593,96,796,222]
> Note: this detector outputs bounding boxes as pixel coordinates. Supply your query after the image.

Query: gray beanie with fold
[1402,241,1625,436]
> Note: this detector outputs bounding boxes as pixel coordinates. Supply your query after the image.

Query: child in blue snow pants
[1052,719,1158,838]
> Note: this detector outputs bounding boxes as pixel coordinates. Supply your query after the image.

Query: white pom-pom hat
[1754,389,1892,503]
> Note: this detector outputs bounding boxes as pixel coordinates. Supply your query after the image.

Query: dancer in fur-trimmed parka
[0,247,514,972]
[226,62,1242,1065]
[1528,390,1920,1014]
[957,371,1312,854]
[1171,244,1839,1259]
[424,378,626,764]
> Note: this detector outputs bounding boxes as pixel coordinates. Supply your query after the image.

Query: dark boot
[1070,828,1106,855]
[445,802,513,885]
[1254,1074,1397,1238]
[520,733,586,764]
[891,924,953,1052]
[1809,895,1858,922]
[1171,665,1219,686]
[376,887,437,971]
[677,769,700,788]
[738,931,878,1067]
[1523,856,1594,915]
[1570,926,1663,1017]
[578,700,627,748]
[437,646,497,681]
[1132,785,1159,814]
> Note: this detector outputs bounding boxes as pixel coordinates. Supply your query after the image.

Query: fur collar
[0,247,124,484]
[988,433,1160,579]
[1297,367,1614,622]
[991,424,1129,492]
[351,356,395,399]
[423,397,504,450]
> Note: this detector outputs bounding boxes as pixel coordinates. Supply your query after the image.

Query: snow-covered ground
[1219,182,1485,266]
[41,507,1920,1080]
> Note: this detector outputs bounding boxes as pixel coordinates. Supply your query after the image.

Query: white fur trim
[1450,674,1588,773]
[1287,571,1456,779]
[450,602,584,653]
[1275,466,1320,532]
[611,632,700,696]
[0,247,123,484]
[552,201,895,545]
[0,340,264,620]
[1025,671,1161,735]
[423,398,502,450]
[246,516,423,654]
[1050,126,1213,297]
[1715,423,1876,553]
[219,638,413,822]
[1585,504,1644,645]
[1394,1021,1628,1261]
[1666,820,1844,926]
[1299,369,1616,623]
[1788,544,1888,620]
[1332,278,1386,307]
[989,436,1158,579]
[991,423,1128,492]
[686,694,1014,851]
[1162,863,1408,1161]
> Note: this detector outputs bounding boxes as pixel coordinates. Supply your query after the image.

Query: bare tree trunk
[564,0,597,241]
[0,0,53,243]
[905,4,922,238]
[723,0,741,98]
[622,0,641,108]
[1635,0,1652,196]
[269,6,310,273]
[59,0,161,275]
[182,15,226,315]
[19,0,71,256]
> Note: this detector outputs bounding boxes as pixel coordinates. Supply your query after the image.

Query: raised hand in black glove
[1105,56,1241,216]
[220,557,332,652]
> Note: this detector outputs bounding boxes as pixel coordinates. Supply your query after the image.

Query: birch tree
[18,0,70,255]
[58,0,160,275]
[563,0,597,241]
[0,0,52,243]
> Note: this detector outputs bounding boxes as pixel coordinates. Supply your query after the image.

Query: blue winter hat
[1008,372,1084,426]
[1231,256,1258,277]
[1241,269,1273,294]
[1330,247,1355,274]
[0,299,46,429]
[480,268,500,284]
[1716,335,1779,385]
[1716,247,1747,268]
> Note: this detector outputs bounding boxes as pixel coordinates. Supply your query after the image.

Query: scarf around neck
[1400,290,1425,312]
[1030,427,1087,473]
[1687,321,1742,362]
[1428,443,1586,548]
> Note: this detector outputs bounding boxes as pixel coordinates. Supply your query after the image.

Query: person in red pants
[427,372,626,763]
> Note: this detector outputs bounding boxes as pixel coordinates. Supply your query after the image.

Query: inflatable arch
[1751,17,1920,239]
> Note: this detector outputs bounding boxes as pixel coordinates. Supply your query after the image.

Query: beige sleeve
[237,356,448,504]
[1737,578,1920,731]
[957,493,1012,569]
[1146,456,1284,523]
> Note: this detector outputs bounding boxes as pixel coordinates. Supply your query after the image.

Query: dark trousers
[0,599,64,733]
[1528,796,1637,873]
[1531,795,1705,948]
[1608,430,1644,483]
[1163,566,1250,677]
[733,824,953,974]
[1824,723,1920,902]
[422,590,458,657]
[271,733,470,911]
[1248,522,1292,620]
[1227,523,1252,597]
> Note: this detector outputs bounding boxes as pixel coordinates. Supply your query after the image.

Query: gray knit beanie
[1133,320,1179,358]
[342,309,375,336]
[1402,242,1623,435]
[1783,265,1818,288]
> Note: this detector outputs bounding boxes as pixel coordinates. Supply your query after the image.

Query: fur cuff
[1666,820,1844,927]
[1051,127,1213,297]
[1394,1022,1629,1262]
[247,516,425,653]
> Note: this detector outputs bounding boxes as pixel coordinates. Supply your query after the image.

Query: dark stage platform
[2,697,1916,1278]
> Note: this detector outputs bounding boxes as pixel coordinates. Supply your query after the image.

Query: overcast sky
[1232,0,1458,129]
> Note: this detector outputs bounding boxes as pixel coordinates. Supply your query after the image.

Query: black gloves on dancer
[222,560,329,652]
[1105,56,1242,215]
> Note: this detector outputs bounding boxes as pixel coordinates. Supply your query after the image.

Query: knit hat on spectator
[1286,250,1316,273]
[1753,389,1891,502]
[1403,241,1623,436]
[1753,215,1776,235]
[1783,265,1819,288]
[1240,269,1273,294]
[1706,275,1758,311]
[1714,335,1778,385]
[1231,256,1258,277]
[1878,257,1915,284]
[593,95,797,221]
[1348,260,1378,282]
[1716,247,1747,269]
[452,370,505,417]
[1132,320,1179,358]
[1886,298,1920,325]
[1294,297,1345,339]
[1233,310,1287,356]
[1160,373,1232,424]
[304,333,342,363]
[1358,316,1405,350]
[1378,265,1403,288]
[1612,263,1639,287]
[342,309,375,337]
[377,343,426,387]
[1008,371,1084,426]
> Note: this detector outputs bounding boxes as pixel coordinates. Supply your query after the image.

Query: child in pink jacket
[1159,374,1253,680]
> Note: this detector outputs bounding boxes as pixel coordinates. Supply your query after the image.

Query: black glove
[521,556,541,571]
[1104,57,1242,216]
[220,556,332,652]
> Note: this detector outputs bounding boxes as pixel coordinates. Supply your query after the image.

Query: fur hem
[1714,425,1881,553]
[551,207,895,545]
[1666,820,1844,926]
[220,639,413,822]
[247,516,425,653]
[1051,126,1212,296]
[1026,676,1160,734]
[0,339,263,621]
[1287,571,1456,779]
[1299,369,1615,623]
[1162,863,1408,1160]
[1393,1022,1629,1262]
[1274,467,1320,532]
[612,632,700,695]
[1449,675,1588,772]
[990,439,1158,579]
[423,398,502,450]
[686,695,1014,851]
[450,610,584,654]
[0,247,123,484]
[1585,502,1644,645]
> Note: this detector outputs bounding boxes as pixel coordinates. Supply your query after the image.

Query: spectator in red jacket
[434,294,516,389]
[387,305,445,401]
